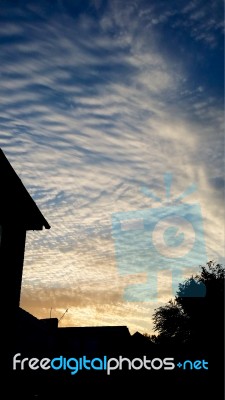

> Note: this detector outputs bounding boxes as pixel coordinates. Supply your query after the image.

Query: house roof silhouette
[0,148,50,230]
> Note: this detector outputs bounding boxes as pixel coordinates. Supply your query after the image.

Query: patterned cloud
[0,0,223,334]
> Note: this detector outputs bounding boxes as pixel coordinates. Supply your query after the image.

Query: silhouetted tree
[152,299,191,344]
[143,333,159,343]
[152,261,225,346]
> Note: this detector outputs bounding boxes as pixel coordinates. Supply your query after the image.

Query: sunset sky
[0,0,224,335]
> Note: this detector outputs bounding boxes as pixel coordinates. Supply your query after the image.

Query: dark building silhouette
[0,148,50,320]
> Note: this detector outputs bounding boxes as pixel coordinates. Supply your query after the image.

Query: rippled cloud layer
[0,0,223,333]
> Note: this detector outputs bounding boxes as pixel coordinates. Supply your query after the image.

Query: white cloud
[0,0,223,334]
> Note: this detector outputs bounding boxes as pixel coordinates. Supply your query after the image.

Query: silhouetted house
[131,331,155,351]
[0,148,50,319]
[57,325,131,355]
[14,308,58,354]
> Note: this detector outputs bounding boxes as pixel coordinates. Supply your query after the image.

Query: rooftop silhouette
[0,148,50,230]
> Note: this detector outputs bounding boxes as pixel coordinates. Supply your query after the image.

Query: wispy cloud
[0,0,223,334]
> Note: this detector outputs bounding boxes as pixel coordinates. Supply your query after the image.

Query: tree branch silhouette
[152,261,225,346]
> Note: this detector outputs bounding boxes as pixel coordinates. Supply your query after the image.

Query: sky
[0,0,224,335]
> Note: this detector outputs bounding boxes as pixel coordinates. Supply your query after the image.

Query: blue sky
[0,0,224,334]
